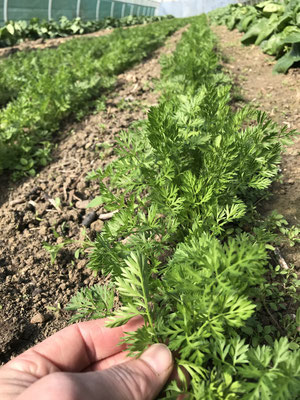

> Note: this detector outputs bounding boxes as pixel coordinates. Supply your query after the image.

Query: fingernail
[140,343,173,376]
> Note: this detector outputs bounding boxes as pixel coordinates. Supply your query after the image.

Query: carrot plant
[68,15,300,399]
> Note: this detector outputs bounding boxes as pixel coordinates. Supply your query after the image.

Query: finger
[18,344,174,400]
[83,350,131,372]
[90,343,174,400]
[2,316,143,377]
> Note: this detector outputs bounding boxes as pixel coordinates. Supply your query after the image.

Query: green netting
[100,0,111,18]
[0,0,3,23]
[8,0,49,21]
[51,0,77,20]
[114,1,122,18]
[80,0,98,20]
[132,4,138,16]
[124,3,131,17]
[0,0,157,24]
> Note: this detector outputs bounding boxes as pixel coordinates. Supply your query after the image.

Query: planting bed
[0,26,187,364]
[0,27,115,58]
[0,17,172,58]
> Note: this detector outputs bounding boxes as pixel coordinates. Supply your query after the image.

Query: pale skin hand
[0,316,174,400]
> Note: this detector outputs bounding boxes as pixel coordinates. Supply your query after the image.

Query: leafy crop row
[68,15,300,399]
[0,18,186,178]
[210,0,300,73]
[0,15,173,48]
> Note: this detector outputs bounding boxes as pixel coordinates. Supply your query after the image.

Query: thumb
[17,344,174,400]
[97,343,174,400]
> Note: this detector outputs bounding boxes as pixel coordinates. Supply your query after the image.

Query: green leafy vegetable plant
[209,0,300,73]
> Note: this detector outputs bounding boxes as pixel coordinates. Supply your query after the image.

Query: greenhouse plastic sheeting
[0,0,157,24]
[158,0,245,17]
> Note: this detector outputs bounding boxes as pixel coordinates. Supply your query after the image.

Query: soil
[0,26,187,364]
[212,25,300,270]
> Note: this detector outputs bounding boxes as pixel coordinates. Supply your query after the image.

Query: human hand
[0,316,174,400]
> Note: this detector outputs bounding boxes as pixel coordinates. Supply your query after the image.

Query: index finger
[3,316,143,376]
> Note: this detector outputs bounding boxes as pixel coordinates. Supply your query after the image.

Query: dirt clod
[30,313,51,324]
[90,220,104,232]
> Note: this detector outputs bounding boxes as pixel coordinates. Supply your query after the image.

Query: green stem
[139,256,159,342]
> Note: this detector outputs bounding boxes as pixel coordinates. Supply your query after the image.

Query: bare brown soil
[212,26,300,269]
[0,27,187,364]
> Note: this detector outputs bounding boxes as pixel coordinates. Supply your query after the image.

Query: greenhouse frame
[0,0,160,24]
